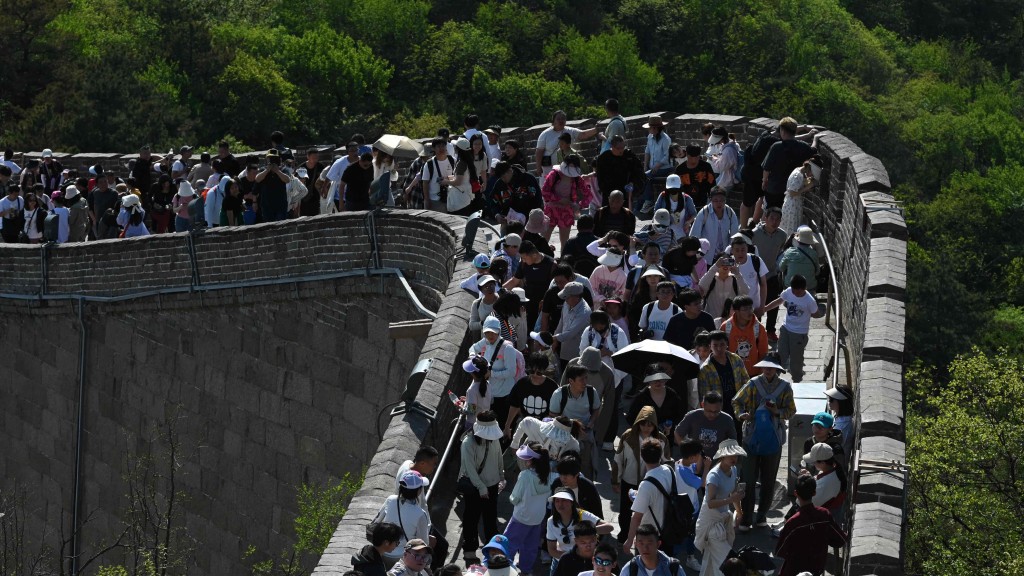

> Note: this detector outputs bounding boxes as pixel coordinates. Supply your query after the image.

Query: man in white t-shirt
[535,110,601,178]
[638,282,681,341]
[622,438,690,552]
[322,141,359,204]
[2,149,22,175]
[483,126,502,166]
[171,145,192,180]
[729,232,769,314]
[765,274,822,382]
[420,138,456,213]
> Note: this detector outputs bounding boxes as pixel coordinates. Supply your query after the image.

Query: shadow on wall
[0,210,466,575]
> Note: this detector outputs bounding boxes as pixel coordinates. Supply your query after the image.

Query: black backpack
[627,557,682,576]
[556,384,597,416]
[641,465,696,546]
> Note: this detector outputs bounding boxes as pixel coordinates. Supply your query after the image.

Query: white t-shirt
[536,126,583,157]
[324,156,353,182]
[420,156,456,202]
[2,160,22,175]
[630,464,687,529]
[374,495,431,559]
[638,302,681,340]
[736,254,769,307]
[0,196,23,230]
[545,509,601,553]
[172,160,187,175]
[779,287,818,335]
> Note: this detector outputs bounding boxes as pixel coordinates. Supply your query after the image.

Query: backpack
[640,302,680,339]
[743,376,789,456]
[640,465,696,546]
[723,317,761,347]
[556,384,597,416]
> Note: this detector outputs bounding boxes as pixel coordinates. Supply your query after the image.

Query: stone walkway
[439,219,842,574]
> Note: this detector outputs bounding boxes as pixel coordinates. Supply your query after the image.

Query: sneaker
[602,441,614,451]
[685,556,702,571]
[640,200,655,214]
[771,526,783,538]
[756,514,769,527]
[736,523,751,533]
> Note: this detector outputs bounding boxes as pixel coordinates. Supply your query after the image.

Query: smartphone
[789,464,801,476]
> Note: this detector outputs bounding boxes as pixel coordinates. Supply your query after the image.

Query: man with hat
[558,345,617,450]
[632,209,676,256]
[491,233,522,281]
[63,185,90,242]
[761,117,816,211]
[38,149,63,194]
[708,127,741,192]
[552,282,592,369]
[802,411,845,475]
[461,253,494,295]
[255,149,291,221]
[732,351,796,531]
[483,125,502,165]
[674,143,716,209]
[653,173,697,238]
[387,539,433,576]
[171,145,193,180]
[774,475,847,576]
[690,186,739,266]
[729,231,769,314]
[778,225,822,292]
[639,115,672,214]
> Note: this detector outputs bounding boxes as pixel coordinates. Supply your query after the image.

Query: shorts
[742,180,763,208]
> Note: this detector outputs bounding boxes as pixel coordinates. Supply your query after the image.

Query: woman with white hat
[459,410,505,563]
[502,442,551,573]
[116,194,150,238]
[370,470,432,562]
[171,180,196,232]
[694,438,746,576]
[588,248,626,309]
[781,156,822,236]
[541,154,593,253]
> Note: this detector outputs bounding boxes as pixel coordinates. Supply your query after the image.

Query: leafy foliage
[906,350,1024,576]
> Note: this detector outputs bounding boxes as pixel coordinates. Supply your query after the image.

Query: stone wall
[0,211,465,574]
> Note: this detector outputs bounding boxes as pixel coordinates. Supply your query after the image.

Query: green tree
[906,349,1024,576]
[471,70,584,127]
[546,28,662,109]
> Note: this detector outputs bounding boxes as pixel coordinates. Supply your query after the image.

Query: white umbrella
[611,339,700,376]
[372,134,425,159]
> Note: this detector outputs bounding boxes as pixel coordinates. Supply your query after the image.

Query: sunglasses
[560,526,570,544]
[408,552,431,562]
[594,557,614,567]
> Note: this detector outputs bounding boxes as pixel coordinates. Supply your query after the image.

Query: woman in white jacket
[471,316,526,429]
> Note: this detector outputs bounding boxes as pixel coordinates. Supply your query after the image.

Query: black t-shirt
[256,172,288,216]
[663,311,716,349]
[625,387,687,429]
[508,376,559,418]
[541,285,564,330]
[515,254,557,303]
[90,188,119,219]
[300,161,325,216]
[219,154,241,178]
[341,163,374,209]
[761,139,814,197]
[222,192,243,215]
[712,357,738,409]
[675,159,717,207]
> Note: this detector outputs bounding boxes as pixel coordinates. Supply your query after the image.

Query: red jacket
[774,504,847,576]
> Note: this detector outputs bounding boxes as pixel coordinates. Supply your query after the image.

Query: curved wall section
[0,211,464,575]
[317,116,907,576]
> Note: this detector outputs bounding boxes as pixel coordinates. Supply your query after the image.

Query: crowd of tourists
[344,110,851,576]
[0,106,850,576]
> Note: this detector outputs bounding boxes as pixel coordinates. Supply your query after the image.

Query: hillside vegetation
[2,0,1023,573]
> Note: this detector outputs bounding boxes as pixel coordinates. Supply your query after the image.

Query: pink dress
[542,168,592,228]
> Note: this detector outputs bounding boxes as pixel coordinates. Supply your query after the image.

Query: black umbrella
[611,339,700,380]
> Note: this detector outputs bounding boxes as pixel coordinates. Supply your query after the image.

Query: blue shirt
[646,133,671,170]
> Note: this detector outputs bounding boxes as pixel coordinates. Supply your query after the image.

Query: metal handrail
[810,219,850,389]
[425,413,465,505]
